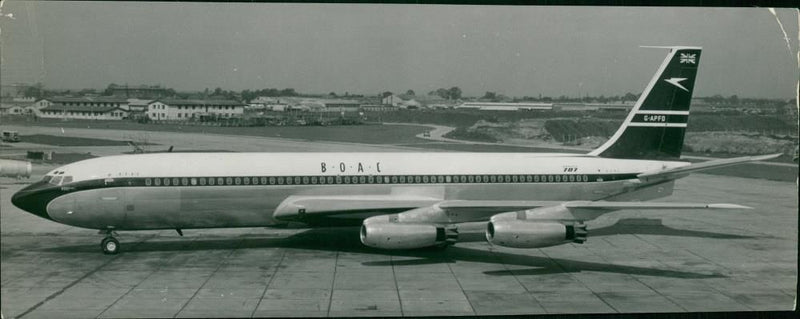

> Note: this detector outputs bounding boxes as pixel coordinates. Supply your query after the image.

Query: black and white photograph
[0,1,797,318]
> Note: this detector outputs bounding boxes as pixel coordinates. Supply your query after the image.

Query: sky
[1,2,797,99]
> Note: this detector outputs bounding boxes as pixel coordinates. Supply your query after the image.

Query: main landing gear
[100,230,120,255]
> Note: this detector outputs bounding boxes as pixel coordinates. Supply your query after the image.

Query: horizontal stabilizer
[638,153,782,183]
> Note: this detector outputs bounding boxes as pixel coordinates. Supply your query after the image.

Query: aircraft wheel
[101,237,120,255]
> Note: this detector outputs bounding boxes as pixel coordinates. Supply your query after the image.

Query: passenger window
[489,175,496,183]
[234,177,241,185]
[534,175,539,182]
[562,175,568,182]
[343,176,350,184]
[367,176,374,184]
[555,175,561,182]
[384,176,391,183]
[286,177,293,185]
[399,176,406,183]
[327,176,334,184]
[468,175,474,183]
[512,175,519,183]
[269,177,276,185]
[526,175,533,182]
[199,178,206,186]
[569,175,575,182]
[145,178,152,186]
[278,177,284,184]
[217,177,224,185]
[335,176,342,184]
[504,175,511,182]
[547,175,554,182]
[164,178,171,186]
[208,178,215,185]
[359,176,366,184]
[302,176,309,184]
[154,178,161,186]
[311,176,318,184]
[391,176,398,183]
[583,175,589,182]
[294,177,301,184]
[243,177,250,185]
[182,178,188,186]
[251,177,258,185]
[191,178,197,185]
[261,177,268,184]
[422,176,429,183]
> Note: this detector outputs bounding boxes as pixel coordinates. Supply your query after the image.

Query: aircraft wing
[273,195,749,223]
[638,153,782,183]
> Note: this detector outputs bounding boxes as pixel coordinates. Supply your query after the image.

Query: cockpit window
[42,175,53,183]
[47,175,73,185]
[50,176,63,185]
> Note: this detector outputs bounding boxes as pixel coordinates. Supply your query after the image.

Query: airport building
[34,97,130,110]
[0,103,27,116]
[38,105,129,120]
[147,99,245,121]
[555,103,632,112]
[455,102,554,111]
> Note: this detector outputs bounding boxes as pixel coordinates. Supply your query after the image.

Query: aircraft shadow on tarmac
[38,217,753,279]
[588,218,762,239]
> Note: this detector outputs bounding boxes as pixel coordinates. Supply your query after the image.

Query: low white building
[39,105,129,120]
[455,102,553,111]
[0,104,26,115]
[34,97,130,110]
[147,99,245,121]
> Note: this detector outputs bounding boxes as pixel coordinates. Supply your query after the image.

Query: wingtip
[752,153,783,161]
[708,204,753,209]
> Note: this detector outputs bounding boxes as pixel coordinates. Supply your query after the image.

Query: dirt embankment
[684,132,797,156]
[450,118,798,157]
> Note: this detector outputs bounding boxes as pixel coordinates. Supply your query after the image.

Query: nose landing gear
[100,230,120,254]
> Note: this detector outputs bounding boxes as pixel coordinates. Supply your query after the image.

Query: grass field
[7,118,429,146]
[21,134,137,147]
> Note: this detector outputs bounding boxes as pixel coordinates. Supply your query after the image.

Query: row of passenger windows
[143,174,597,187]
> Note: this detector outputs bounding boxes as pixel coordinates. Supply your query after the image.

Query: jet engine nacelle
[360,219,457,250]
[486,220,586,249]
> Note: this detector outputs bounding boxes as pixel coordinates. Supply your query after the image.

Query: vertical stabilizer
[589,46,702,160]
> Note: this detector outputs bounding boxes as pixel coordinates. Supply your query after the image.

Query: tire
[101,237,120,255]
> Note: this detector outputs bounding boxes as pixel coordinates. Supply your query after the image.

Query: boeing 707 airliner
[12,46,780,254]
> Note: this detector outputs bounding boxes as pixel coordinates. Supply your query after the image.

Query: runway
[1,127,797,317]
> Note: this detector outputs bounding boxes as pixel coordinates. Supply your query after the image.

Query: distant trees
[623,92,638,103]
[428,87,462,100]
[405,89,415,96]
[482,91,497,101]
[23,83,44,98]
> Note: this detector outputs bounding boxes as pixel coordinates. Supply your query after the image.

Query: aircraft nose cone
[11,184,53,220]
